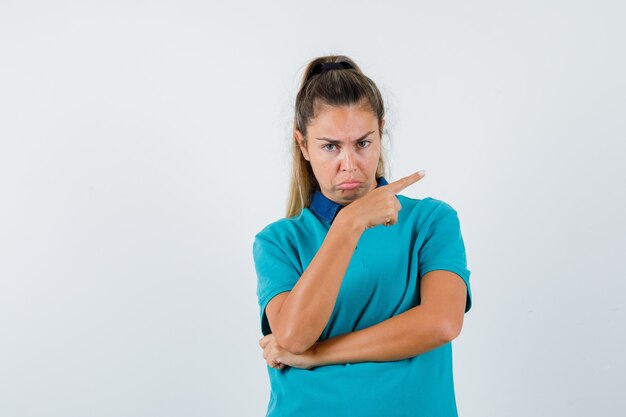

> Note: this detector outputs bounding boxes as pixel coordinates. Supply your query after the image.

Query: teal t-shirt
[253,181,472,417]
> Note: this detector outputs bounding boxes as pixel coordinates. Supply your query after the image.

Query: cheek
[309,159,330,176]
[310,160,341,185]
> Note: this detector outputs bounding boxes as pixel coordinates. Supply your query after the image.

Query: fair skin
[296,102,384,207]
[258,102,468,370]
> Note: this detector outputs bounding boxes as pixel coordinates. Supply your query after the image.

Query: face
[295,103,384,206]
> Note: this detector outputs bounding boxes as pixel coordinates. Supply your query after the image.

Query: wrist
[334,209,365,236]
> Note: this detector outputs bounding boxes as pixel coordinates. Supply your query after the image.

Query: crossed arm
[312,270,468,365]
[261,269,468,367]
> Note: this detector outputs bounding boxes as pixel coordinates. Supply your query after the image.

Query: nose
[341,149,356,172]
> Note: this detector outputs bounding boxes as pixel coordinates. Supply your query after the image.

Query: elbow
[275,324,316,354]
[269,316,316,354]
[280,332,315,355]
[438,317,463,343]
[283,343,310,355]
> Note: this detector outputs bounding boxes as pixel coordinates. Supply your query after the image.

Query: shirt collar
[309,176,389,226]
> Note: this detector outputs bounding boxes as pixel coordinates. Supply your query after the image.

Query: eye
[322,144,337,151]
[357,140,371,148]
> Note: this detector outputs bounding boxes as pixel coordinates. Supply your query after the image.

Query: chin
[336,190,366,203]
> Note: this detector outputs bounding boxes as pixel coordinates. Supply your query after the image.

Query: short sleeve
[253,232,302,335]
[418,202,473,313]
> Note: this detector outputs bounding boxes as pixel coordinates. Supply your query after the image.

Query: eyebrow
[315,130,375,144]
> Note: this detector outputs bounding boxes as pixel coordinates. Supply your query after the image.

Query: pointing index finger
[386,170,426,194]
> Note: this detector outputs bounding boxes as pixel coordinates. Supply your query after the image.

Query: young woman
[253,55,473,417]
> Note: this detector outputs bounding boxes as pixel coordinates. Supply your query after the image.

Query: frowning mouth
[337,182,362,190]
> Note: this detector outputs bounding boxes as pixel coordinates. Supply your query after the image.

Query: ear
[294,129,310,161]
[380,119,385,136]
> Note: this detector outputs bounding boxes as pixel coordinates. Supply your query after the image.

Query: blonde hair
[286,55,388,218]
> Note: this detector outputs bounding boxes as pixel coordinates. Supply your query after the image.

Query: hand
[259,333,318,370]
[338,170,425,230]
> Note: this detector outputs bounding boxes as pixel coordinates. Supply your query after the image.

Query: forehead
[308,104,378,140]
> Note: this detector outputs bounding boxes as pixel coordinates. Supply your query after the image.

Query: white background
[1,1,625,416]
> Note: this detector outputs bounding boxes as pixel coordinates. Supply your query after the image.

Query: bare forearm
[311,305,452,365]
[276,214,364,353]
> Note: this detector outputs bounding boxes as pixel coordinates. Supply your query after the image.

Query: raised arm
[266,215,363,354]
[267,171,426,354]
